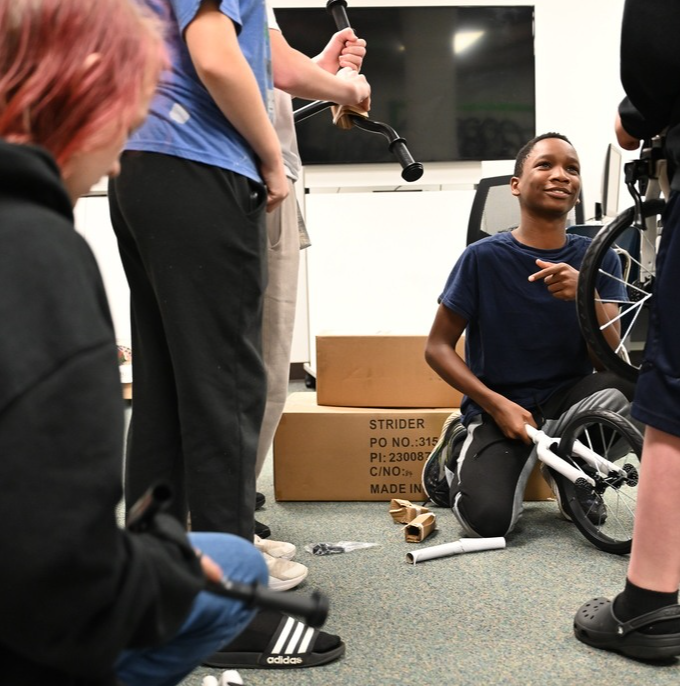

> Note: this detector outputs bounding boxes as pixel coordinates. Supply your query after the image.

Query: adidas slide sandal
[203,610,345,669]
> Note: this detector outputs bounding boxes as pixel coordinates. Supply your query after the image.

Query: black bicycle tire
[556,409,643,555]
[577,208,638,382]
[576,200,663,383]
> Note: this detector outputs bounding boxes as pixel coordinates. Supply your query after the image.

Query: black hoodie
[0,139,205,685]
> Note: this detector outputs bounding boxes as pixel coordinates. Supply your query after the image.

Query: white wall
[272,0,631,372]
[74,182,131,346]
[78,0,632,370]
[274,0,630,211]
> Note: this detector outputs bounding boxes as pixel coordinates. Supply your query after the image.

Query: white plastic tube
[406,537,506,564]
[201,673,243,686]
[220,671,243,686]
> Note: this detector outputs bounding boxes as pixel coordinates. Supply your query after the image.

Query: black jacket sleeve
[0,218,205,679]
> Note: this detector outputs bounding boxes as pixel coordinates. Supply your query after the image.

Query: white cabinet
[74,190,312,364]
[74,193,131,347]
[302,186,475,373]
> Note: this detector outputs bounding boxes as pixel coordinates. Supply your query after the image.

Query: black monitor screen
[275,5,536,165]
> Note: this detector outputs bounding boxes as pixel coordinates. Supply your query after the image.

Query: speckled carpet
[179,389,679,686]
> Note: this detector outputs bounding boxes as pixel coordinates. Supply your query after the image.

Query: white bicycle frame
[525,424,628,489]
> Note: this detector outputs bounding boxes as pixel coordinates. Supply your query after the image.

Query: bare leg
[573,424,679,659]
[628,425,680,592]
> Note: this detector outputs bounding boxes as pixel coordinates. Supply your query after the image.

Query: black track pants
[109,152,267,538]
[449,371,634,538]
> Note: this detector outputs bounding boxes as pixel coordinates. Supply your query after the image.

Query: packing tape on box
[406,537,506,564]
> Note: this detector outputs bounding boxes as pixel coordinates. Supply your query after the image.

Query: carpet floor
[180,390,679,686]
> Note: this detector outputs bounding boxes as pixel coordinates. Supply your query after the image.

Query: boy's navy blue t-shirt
[439,231,626,425]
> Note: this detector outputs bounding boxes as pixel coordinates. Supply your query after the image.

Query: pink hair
[0,0,167,169]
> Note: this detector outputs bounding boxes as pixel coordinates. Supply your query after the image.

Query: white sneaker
[262,551,308,592]
[253,534,296,560]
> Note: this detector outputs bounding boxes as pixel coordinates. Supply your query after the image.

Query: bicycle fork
[525,425,638,494]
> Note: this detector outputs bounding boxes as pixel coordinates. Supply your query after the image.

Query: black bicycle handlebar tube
[126,483,329,628]
[292,0,424,182]
[326,0,351,29]
[326,0,424,182]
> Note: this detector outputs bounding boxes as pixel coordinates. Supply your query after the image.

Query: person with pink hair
[0,1,269,683]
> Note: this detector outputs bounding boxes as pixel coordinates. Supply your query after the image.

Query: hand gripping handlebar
[126,483,329,628]
[293,0,424,183]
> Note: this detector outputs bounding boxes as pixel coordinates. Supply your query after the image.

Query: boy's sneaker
[540,463,607,525]
[263,552,308,592]
[421,411,466,507]
[254,535,296,561]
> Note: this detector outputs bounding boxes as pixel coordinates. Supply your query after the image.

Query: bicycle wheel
[553,409,642,555]
[577,199,664,383]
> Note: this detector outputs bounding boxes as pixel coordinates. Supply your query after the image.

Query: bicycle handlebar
[293,99,335,124]
[327,0,351,29]
[345,115,425,183]
[126,483,329,628]
[292,0,424,183]
[524,424,540,442]
[205,580,329,629]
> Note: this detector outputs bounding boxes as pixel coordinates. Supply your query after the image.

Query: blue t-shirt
[127,0,272,183]
[439,232,626,425]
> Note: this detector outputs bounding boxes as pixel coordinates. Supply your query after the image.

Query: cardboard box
[274,393,555,503]
[524,461,554,501]
[316,334,464,408]
[274,393,456,501]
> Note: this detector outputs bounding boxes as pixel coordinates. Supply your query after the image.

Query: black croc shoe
[574,596,680,661]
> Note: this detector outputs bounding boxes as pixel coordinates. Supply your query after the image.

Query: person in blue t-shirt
[108,0,345,670]
[425,132,635,539]
[109,0,285,540]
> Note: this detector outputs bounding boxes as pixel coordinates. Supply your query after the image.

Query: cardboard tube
[406,537,506,564]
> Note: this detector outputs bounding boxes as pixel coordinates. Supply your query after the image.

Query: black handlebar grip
[250,586,329,629]
[390,139,425,182]
[127,484,329,629]
[207,579,329,629]
[327,0,351,30]
[126,482,173,532]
